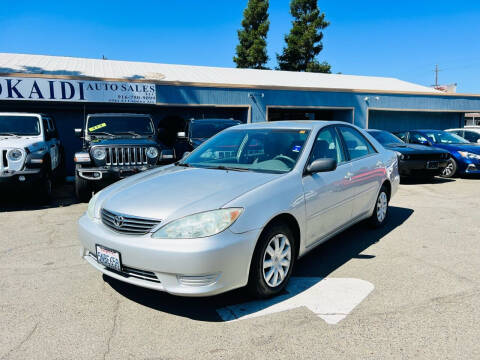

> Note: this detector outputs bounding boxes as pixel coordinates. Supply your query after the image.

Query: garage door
[368,110,463,132]
[268,107,353,123]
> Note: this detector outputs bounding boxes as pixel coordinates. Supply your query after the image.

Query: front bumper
[78,214,260,296]
[77,165,157,182]
[398,159,448,177]
[0,168,43,184]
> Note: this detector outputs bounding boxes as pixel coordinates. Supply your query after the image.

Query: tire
[75,165,91,202]
[248,223,296,299]
[440,158,457,178]
[38,170,53,203]
[369,185,389,228]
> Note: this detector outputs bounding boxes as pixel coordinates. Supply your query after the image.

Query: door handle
[345,172,353,181]
[376,161,383,168]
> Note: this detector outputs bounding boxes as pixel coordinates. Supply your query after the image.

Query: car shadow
[104,205,414,322]
[400,176,455,185]
[0,183,79,212]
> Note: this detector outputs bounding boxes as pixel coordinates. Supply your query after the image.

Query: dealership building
[1,52,480,175]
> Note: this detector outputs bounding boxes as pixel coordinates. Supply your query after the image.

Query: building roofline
[0,71,479,98]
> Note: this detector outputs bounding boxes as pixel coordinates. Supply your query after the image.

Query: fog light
[93,172,101,178]
[178,273,220,287]
[18,176,26,182]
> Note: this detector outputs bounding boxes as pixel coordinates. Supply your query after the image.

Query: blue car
[394,129,480,177]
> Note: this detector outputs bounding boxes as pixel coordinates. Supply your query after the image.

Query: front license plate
[426,161,439,169]
[96,245,122,271]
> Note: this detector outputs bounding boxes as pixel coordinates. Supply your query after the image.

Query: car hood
[100,165,279,222]
[0,135,44,150]
[89,137,158,146]
[384,143,448,154]
[430,143,480,154]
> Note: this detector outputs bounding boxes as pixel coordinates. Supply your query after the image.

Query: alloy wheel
[376,192,388,223]
[442,161,454,177]
[262,234,291,288]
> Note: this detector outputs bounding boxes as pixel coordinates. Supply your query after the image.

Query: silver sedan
[78,121,399,298]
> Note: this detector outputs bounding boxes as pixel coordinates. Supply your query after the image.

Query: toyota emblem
[113,215,124,228]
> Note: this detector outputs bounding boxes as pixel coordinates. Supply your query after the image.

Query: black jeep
[74,113,173,201]
[173,118,242,160]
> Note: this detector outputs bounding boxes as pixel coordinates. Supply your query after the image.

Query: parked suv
[173,118,241,160]
[74,113,172,201]
[0,112,63,200]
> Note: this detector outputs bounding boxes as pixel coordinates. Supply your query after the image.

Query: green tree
[277,0,331,73]
[234,0,270,69]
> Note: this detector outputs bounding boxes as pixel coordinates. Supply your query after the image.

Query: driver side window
[411,132,429,144]
[309,127,345,165]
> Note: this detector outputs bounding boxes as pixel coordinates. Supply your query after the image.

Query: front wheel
[369,186,389,228]
[38,170,53,203]
[440,158,457,178]
[248,223,296,298]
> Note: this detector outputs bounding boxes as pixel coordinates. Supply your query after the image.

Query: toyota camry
[78,121,399,298]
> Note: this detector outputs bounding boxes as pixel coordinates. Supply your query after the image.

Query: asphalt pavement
[1,177,480,359]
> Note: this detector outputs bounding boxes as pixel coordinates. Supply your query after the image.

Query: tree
[277,0,331,73]
[234,0,270,69]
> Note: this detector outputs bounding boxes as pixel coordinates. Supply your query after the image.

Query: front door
[303,126,354,247]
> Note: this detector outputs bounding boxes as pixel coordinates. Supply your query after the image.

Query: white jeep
[0,112,63,200]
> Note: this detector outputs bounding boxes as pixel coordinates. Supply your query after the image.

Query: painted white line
[217,277,374,324]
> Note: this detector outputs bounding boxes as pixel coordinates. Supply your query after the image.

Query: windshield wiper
[207,165,250,172]
[175,162,191,167]
[0,132,18,136]
[116,131,143,137]
[90,131,115,137]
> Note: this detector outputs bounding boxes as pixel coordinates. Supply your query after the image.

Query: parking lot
[1,177,480,359]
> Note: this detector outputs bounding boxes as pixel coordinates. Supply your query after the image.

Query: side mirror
[177,131,187,139]
[306,158,337,174]
[476,139,480,144]
[182,151,191,159]
[74,128,83,137]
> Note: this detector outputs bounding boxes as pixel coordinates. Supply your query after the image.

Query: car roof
[365,129,388,132]
[87,113,152,117]
[233,120,350,131]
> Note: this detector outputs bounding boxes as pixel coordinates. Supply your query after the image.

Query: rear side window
[338,126,376,160]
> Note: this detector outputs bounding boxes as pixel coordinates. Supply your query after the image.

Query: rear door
[337,126,384,219]
[302,126,354,247]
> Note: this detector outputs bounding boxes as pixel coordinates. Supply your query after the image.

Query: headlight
[7,149,23,161]
[152,208,243,239]
[458,151,480,160]
[146,147,159,159]
[87,191,101,219]
[92,148,106,161]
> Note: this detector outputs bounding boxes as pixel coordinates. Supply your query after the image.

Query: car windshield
[182,128,311,173]
[87,115,154,135]
[0,115,41,136]
[190,121,240,139]
[423,131,469,144]
[369,131,404,145]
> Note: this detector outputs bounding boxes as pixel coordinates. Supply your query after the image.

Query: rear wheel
[248,223,296,298]
[369,186,389,228]
[441,158,457,178]
[75,165,91,202]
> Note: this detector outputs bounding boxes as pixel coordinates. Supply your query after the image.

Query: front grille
[88,252,160,283]
[101,208,161,235]
[408,153,447,161]
[101,146,148,166]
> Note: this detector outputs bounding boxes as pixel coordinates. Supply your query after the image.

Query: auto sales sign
[0,77,157,104]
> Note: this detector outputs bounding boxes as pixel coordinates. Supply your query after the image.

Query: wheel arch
[258,212,301,260]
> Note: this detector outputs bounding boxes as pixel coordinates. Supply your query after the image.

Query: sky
[1,0,479,93]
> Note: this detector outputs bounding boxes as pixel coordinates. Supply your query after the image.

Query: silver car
[78,121,399,298]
